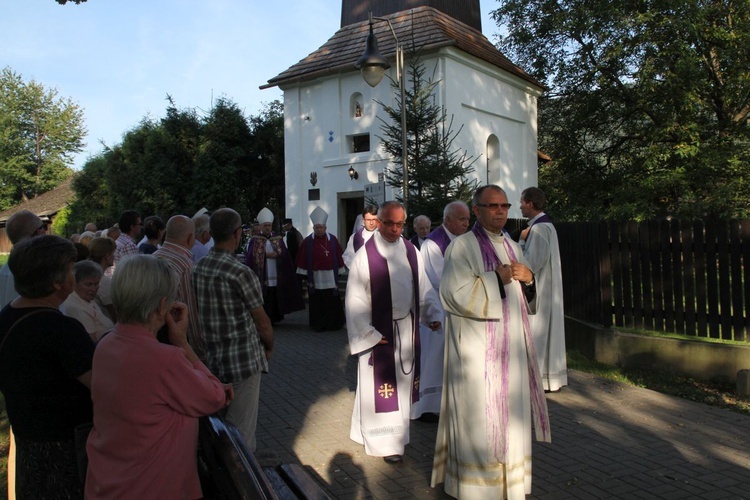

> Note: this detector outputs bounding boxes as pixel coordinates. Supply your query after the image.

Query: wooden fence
[556,219,750,342]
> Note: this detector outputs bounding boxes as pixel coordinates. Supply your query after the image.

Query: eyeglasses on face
[31,223,48,237]
[379,220,406,229]
[475,203,512,210]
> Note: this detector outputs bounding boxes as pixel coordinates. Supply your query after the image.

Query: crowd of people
[0,184,567,499]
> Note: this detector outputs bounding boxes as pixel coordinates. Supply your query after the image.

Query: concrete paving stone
[572,468,619,483]
[530,491,579,500]
[578,483,620,499]
[649,487,700,500]
[726,486,750,499]
[593,480,642,497]
[251,309,750,499]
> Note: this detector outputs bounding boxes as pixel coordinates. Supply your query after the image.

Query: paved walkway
[256,309,750,499]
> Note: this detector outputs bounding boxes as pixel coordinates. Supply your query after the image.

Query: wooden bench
[199,415,330,500]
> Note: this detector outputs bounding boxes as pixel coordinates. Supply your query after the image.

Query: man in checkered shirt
[193,208,274,450]
[111,210,142,274]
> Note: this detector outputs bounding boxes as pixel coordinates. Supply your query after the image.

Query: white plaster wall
[282,48,540,235]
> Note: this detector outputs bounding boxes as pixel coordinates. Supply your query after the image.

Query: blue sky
[4,0,501,168]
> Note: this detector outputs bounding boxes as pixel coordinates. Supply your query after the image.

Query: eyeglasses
[475,203,512,210]
[31,223,48,237]
[379,220,406,229]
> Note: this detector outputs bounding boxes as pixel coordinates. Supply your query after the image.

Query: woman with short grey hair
[85,255,232,499]
[62,260,114,342]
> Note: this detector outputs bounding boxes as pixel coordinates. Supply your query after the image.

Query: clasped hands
[495,262,532,286]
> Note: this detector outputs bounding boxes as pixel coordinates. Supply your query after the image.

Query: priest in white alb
[431,185,551,499]
[410,201,470,421]
[345,201,443,464]
[519,186,568,391]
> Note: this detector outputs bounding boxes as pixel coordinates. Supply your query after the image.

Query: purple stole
[425,225,452,255]
[470,222,551,459]
[525,213,552,246]
[352,227,366,252]
[364,236,421,413]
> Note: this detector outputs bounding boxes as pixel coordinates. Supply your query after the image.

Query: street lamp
[355,12,409,214]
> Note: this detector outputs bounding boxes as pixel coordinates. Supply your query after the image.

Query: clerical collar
[481,226,505,241]
[528,212,546,224]
[376,232,401,246]
[443,224,458,239]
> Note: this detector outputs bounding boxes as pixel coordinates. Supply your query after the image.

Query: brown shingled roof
[0,177,75,226]
[262,6,544,90]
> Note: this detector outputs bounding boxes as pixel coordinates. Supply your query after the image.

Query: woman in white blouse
[62,260,114,341]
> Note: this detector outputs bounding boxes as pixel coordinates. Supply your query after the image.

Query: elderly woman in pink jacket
[85,255,232,499]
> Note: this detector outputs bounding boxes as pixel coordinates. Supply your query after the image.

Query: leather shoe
[383,454,402,464]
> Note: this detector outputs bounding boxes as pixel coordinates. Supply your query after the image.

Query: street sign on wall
[364,181,386,206]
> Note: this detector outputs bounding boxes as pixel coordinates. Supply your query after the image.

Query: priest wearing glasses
[345,200,442,464]
[431,185,551,499]
[295,207,346,332]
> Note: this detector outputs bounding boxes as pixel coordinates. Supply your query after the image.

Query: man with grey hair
[1,210,47,307]
[191,213,211,263]
[432,185,550,498]
[409,215,431,249]
[154,215,205,358]
[411,201,470,422]
[193,208,273,450]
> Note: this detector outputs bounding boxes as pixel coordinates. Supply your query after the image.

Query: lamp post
[355,12,409,214]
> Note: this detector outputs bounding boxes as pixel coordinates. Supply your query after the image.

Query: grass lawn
[567,350,750,415]
[0,255,7,267]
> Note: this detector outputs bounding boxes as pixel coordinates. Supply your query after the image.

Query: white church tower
[262,0,543,241]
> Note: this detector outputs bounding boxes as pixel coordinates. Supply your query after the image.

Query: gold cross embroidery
[378,383,395,399]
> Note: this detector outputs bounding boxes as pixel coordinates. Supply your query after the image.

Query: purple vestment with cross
[364,236,421,413]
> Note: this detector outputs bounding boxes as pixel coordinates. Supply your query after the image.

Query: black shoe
[417,413,439,423]
[383,454,402,464]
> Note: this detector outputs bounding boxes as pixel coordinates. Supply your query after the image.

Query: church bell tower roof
[262,6,543,91]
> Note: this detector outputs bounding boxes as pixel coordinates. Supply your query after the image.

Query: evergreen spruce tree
[376,51,478,224]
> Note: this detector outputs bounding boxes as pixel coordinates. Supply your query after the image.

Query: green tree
[68,151,113,230]
[377,52,478,223]
[191,97,255,220]
[105,101,201,219]
[245,100,286,221]
[493,0,750,220]
[70,97,286,226]
[0,67,85,210]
